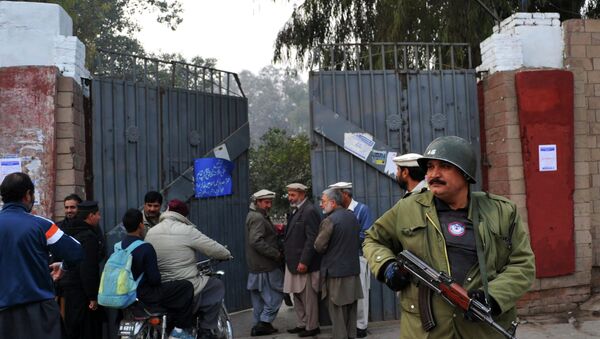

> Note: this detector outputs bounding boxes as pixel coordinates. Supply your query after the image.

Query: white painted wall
[478,12,563,74]
[0,1,89,83]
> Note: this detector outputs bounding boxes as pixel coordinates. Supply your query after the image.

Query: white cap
[252,189,276,200]
[286,183,308,191]
[393,153,423,167]
[328,181,352,189]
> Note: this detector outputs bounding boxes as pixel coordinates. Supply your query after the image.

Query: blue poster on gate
[194,158,234,198]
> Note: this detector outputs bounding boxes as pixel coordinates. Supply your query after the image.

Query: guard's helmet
[417,136,477,183]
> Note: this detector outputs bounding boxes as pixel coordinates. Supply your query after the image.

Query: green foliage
[239,66,309,143]
[14,0,183,67]
[249,128,311,218]
[274,0,590,70]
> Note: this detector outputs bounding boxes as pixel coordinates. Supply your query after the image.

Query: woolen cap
[328,181,352,189]
[78,200,99,212]
[167,199,189,217]
[252,189,276,200]
[393,153,423,167]
[286,183,308,191]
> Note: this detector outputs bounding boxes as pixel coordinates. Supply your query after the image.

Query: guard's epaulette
[473,191,513,204]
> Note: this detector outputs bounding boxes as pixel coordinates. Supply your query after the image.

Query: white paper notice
[213,144,230,161]
[0,157,21,183]
[384,152,398,176]
[344,133,375,161]
[539,145,557,171]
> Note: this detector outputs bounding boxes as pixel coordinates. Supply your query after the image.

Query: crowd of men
[244,135,535,339]
[0,135,536,339]
[0,176,230,339]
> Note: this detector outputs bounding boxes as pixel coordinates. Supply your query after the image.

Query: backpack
[97,240,145,308]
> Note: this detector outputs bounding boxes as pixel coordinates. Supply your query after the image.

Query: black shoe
[298,327,320,337]
[287,326,304,334]
[260,321,278,334]
[356,328,368,338]
[284,293,294,306]
[252,321,278,336]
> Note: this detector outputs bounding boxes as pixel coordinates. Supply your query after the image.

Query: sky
[135,0,303,75]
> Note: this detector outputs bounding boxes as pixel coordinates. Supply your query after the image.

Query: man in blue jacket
[0,172,83,338]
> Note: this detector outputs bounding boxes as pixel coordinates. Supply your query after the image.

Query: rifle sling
[418,284,436,331]
[472,195,490,305]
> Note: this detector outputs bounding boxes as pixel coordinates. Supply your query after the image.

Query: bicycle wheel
[216,302,233,339]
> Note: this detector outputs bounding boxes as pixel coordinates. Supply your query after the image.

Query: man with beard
[58,194,82,230]
[364,136,535,338]
[283,183,321,337]
[245,189,285,336]
[328,181,372,338]
[61,201,106,339]
[392,153,427,198]
[142,191,163,230]
[315,188,362,339]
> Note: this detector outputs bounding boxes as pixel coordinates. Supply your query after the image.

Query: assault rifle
[397,250,518,339]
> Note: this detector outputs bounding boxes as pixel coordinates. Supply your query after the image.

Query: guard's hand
[297,262,308,273]
[49,262,64,282]
[88,300,98,311]
[383,261,411,291]
[464,290,501,322]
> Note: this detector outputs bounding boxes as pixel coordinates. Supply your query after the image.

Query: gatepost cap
[252,189,276,200]
[77,200,98,212]
[393,153,423,167]
[328,181,352,189]
[286,183,308,191]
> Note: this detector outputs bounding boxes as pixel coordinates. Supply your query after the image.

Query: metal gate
[309,43,481,321]
[90,51,251,312]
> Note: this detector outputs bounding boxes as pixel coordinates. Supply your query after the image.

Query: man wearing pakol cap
[245,189,285,336]
[315,188,362,339]
[61,200,106,339]
[283,183,322,337]
[146,199,231,338]
[364,136,535,338]
[328,181,373,338]
[393,153,427,198]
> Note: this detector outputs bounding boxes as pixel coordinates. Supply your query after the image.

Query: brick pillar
[54,77,86,219]
[564,19,600,291]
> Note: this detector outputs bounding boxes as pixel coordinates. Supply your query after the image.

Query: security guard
[364,136,535,338]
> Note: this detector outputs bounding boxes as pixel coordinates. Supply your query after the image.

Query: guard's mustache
[428,178,446,185]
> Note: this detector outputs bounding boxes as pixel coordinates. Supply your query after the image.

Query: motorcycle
[117,258,233,339]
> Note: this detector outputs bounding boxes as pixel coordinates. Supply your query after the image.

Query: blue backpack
[97,240,145,308]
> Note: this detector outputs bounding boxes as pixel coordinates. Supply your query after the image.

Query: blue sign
[194,158,234,198]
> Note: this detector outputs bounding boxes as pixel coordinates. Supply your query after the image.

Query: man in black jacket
[61,201,106,339]
[283,183,322,337]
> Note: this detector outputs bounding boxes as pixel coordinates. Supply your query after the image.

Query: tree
[239,66,309,143]
[273,0,592,70]
[249,128,312,218]
[14,0,183,67]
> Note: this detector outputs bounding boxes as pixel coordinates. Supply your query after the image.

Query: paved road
[231,304,600,339]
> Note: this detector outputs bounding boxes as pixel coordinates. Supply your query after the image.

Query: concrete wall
[0,66,59,217]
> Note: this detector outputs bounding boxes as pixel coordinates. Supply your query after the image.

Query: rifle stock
[397,250,518,339]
